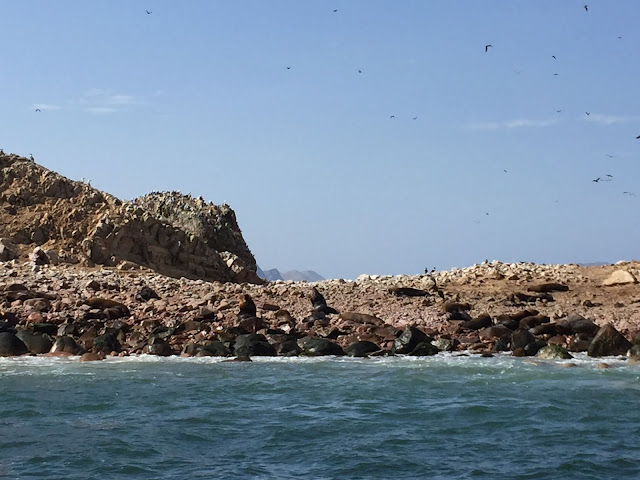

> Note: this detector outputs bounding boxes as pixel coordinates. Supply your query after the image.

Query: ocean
[2,354,639,480]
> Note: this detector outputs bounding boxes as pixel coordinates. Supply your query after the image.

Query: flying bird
[556,109,562,113]
[636,134,640,139]
[605,154,615,158]
[389,115,395,119]
[146,10,152,14]
[552,55,556,59]
[606,174,613,178]
[585,112,590,116]
[553,73,559,76]
[358,69,362,73]
[412,116,418,120]
[286,66,291,70]
[592,177,601,183]
[623,191,637,197]
[333,9,338,12]
[485,44,492,52]
[584,5,588,11]
[35,108,41,112]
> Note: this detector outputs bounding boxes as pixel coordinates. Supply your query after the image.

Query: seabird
[485,44,492,52]
[553,73,559,76]
[503,169,508,173]
[636,134,640,139]
[29,154,34,161]
[585,112,590,116]
[552,55,556,59]
[390,115,395,119]
[623,192,637,197]
[146,10,152,14]
[556,110,562,113]
[358,69,362,73]
[286,66,291,70]
[412,116,418,120]
[584,5,588,11]
[606,174,613,178]
[35,108,41,112]
[333,9,338,13]
[605,154,615,158]
[592,177,601,183]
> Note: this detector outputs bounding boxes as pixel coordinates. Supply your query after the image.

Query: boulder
[524,339,547,356]
[15,330,53,354]
[602,270,637,286]
[587,324,632,357]
[345,341,380,357]
[511,328,535,351]
[234,334,276,356]
[0,332,28,356]
[93,333,121,353]
[431,337,458,352]
[537,344,573,360]
[392,327,432,354]
[298,337,345,356]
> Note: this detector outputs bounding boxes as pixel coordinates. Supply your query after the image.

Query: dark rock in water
[556,313,599,336]
[93,333,121,353]
[392,327,432,354]
[15,330,53,354]
[389,287,428,297]
[527,283,569,293]
[51,335,84,355]
[587,324,632,357]
[537,344,573,360]
[0,331,28,356]
[234,334,276,357]
[345,341,380,357]
[461,314,492,331]
[298,337,345,356]
[511,328,535,351]
[136,286,160,302]
[524,339,547,356]
[408,341,440,356]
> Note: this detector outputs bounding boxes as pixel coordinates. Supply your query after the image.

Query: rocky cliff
[0,153,261,284]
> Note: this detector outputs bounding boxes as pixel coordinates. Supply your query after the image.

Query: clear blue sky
[1,1,639,279]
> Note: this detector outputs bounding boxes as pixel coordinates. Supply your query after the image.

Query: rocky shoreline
[1,259,640,363]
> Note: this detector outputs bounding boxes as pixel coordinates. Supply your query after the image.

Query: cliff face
[0,153,261,284]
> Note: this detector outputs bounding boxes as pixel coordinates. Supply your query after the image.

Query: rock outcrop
[0,153,260,283]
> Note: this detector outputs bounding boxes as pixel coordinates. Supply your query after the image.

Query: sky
[1,1,639,279]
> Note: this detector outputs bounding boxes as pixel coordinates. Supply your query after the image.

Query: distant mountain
[257,267,324,282]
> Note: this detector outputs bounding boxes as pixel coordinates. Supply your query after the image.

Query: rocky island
[1,153,639,362]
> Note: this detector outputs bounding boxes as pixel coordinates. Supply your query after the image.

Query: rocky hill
[0,153,261,284]
[258,268,325,282]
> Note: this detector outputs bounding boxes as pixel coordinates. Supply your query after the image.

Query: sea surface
[2,354,640,480]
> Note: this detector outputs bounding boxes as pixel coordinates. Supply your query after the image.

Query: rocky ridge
[0,153,260,284]
[0,258,639,362]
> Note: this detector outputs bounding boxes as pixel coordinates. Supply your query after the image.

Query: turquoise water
[2,354,640,480]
